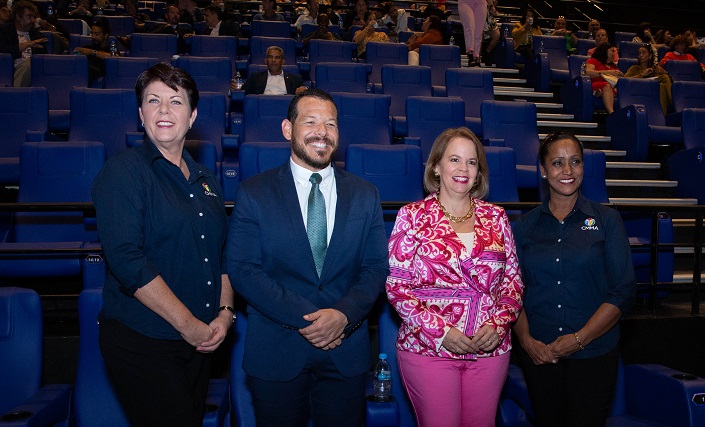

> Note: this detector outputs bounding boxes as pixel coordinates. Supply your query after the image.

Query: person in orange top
[407,15,443,65]
[659,34,705,72]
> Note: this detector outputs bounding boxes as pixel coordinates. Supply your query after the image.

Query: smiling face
[264,47,284,75]
[594,29,608,46]
[139,81,197,155]
[434,137,479,199]
[165,5,180,25]
[283,96,338,171]
[90,25,109,47]
[588,19,600,33]
[540,138,584,201]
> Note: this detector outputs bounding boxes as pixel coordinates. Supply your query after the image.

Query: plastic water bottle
[373,353,392,402]
[109,39,117,56]
[580,61,587,76]
[539,40,545,53]
[47,4,53,16]
[449,35,455,46]
[235,72,243,90]
[503,26,509,40]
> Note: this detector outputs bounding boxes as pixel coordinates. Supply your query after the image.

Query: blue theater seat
[331,92,392,164]
[481,100,540,189]
[379,64,432,117]
[0,141,106,285]
[0,287,73,427]
[304,39,357,81]
[314,62,369,94]
[364,41,409,84]
[663,60,703,82]
[525,35,570,92]
[75,289,230,427]
[238,142,291,182]
[672,81,705,114]
[104,16,136,37]
[187,91,235,172]
[129,33,178,63]
[401,96,465,161]
[250,20,293,38]
[484,146,519,204]
[189,35,238,72]
[104,56,160,89]
[560,54,606,122]
[607,78,682,161]
[669,146,705,204]
[0,52,13,87]
[69,34,119,56]
[0,87,48,185]
[58,17,86,35]
[681,108,705,149]
[618,41,643,60]
[614,31,637,46]
[418,44,461,87]
[445,68,494,137]
[31,54,89,133]
[173,56,232,95]
[577,38,595,56]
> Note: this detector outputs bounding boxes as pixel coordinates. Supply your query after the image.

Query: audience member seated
[512,7,541,61]
[379,1,408,40]
[684,30,701,60]
[353,11,389,59]
[625,43,672,114]
[653,29,673,49]
[583,18,600,40]
[252,0,285,22]
[295,0,322,30]
[303,13,340,45]
[481,0,500,66]
[586,42,623,113]
[236,45,306,95]
[547,15,578,55]
[0,0,47,87]
[148,5,194,53]
[342,0,366,31]
[632,22,658,61]
[0,3,10,24]
[177,0,202,25]
[586,29,619,63]
[73,17,116,84]
[659,34,705,76]
[203,5,239,36]
[66,0,94,25]
[406,15,443,65]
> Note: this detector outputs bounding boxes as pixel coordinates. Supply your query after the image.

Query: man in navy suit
[235,45,306,95]
[228,89,389,426]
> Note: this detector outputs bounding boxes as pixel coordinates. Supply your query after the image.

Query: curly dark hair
[591,42,613,65]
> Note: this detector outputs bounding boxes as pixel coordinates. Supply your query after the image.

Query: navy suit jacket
[242,71,303,95]
[228,161,389,381]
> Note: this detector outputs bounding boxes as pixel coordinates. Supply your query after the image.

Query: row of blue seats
[4,284,705,427]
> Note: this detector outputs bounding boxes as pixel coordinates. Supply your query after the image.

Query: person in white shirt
[234,46,307,95]
[379,1,408,35]
[203,5,239,36]
[295,0,319,29]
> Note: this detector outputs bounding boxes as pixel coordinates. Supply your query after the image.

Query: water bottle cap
[379,353,387,360]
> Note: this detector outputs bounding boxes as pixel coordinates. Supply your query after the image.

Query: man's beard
[291,134,337,170]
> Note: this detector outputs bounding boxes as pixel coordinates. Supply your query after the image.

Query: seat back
[189,35,238,72]
[69,88,139,158]
[663,60,703,82]
[445,68,494,118]
[418,44,461,86]
[238,142,291,181]
[0,52,14,87]
[187,91,228,161]
[618,41,642,60]
[307,39,356,81]
[681,108,705,150]
[484,146,519,203]
[405,96,465,160]
[58,18,86,35]
[537,149,609,202]
[31,54,89,110]
[241,95,293,145]
[129,33,178,62]
[0,87,48,184]
[104,56,160,89]
[248,36,297,66]
[616,78,664,126]
[617,57,637,75]
[247,64,300,76]
[332,93,392,163]
[364,42,409,84]
[614,31,636,46]
[568,54,589,79]
[380,64,432,117]
[104,15,136,37]
[314,62,369,94]
[532,35,569,71]
[577,38,595,56]
[345,144,423,203]
[672,81,705,113]
[173,56,232,95]
[250,20,292,38]
[14,141,105,243]
[480,100,539,167]
[669,146,705,203]
[69,34,119,54]
[0,287,43,415]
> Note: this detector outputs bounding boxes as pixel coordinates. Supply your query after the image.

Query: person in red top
[585,43,623,114]
[659,34,705,73]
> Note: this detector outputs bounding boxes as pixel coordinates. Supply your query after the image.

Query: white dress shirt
[290,158,336,244]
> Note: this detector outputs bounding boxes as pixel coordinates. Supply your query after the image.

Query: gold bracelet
[574,332,585,350]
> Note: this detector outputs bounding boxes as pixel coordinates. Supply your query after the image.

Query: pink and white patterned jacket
[386,194,524,359]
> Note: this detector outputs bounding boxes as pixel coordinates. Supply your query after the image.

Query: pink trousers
[458,0,488,58]
[397,350,510,427]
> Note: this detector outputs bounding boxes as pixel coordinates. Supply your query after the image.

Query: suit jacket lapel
[319,167,350,280]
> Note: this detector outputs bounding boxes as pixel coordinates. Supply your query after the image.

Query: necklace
[438,198,475,223]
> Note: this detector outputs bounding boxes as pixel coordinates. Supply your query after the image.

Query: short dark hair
[92,17,110,35]
[287,88,336,123]
[382,1,396,14]
[135,63,199,110]
[426,15,442,31]
[11,0,37,21]
[204,5,223,21]
[670,34,689,50]
[539,131,583,168]
[591,42,612,64]
[636,22,651,41]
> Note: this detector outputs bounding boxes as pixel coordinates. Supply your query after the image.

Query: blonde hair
[423,127,489,199]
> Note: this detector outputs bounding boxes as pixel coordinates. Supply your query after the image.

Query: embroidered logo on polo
[581,218,599,231]
[202,183,217,197]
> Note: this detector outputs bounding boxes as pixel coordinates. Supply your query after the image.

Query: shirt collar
[290,157,334,186]
[539,191,596,219]
[142,137,206,181]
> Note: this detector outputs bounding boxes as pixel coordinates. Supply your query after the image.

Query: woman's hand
[518,334,557,365]
[601,69,624,77]
[441,327,476,355]
[641,67,654,77]
[472,324,502,353]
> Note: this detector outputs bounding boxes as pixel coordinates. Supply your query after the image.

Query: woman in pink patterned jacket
[386,127,524,427]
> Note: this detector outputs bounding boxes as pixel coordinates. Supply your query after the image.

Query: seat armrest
[392,116,407,137]
[0,384,73,427]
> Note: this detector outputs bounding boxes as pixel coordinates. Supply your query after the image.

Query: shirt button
[190,194,194,198]
[199,212,203,217]
[561,221,564,224]
[557,238,561,243]
[558,304,562,308]
[207,280,212,285]
[557,281,561,285]
[204,258,209,262]
[201,235,205,239]
[206,303,210,308]
[559,327,563,331]
[556,258,560,262]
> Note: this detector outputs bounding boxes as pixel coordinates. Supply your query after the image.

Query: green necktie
[307,172,327,277]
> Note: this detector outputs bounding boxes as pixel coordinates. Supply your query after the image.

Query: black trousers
[518,345,619,427]
[99,319,212,427]
[248,349,367,427]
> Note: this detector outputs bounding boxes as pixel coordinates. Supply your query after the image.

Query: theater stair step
[537,112,574,120]
[606,162,664,180]
[608,197,698,205]
[494,77,527,85]
[606,179,678,198]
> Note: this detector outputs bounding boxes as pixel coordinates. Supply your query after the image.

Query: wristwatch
[219,305,236,323]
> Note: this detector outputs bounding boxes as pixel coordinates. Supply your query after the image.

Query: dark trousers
[99,319,212,427]
[248,349,367,427]
[518,345,619,427]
